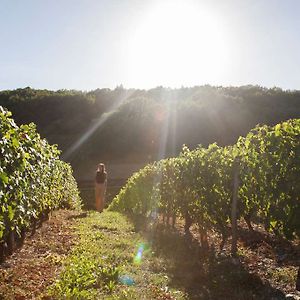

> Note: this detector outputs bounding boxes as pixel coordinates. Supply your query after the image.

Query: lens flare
[134,243,146,265]
[118,274,135,286]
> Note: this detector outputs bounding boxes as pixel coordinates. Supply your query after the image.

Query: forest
[1,85,300,179]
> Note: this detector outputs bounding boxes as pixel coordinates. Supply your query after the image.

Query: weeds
[48,211,183,299]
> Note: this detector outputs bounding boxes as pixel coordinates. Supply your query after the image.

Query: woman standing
[95,163,107,212]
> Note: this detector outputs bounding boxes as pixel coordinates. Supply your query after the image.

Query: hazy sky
[1,0,300,90]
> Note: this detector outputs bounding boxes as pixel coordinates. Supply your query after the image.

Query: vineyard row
[110,119,300,253]
[0,107,81,259]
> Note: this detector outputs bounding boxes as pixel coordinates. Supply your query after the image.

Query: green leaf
[7,205,15,221]
[0,172,9,185]
[12,137,20,148]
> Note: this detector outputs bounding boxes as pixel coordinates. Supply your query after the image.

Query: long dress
[95,172,107,212]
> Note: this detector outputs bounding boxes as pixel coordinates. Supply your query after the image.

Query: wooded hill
[1,85,300,179]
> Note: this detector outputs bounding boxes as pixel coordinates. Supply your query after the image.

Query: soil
[0,210,80,300]
[177,219,300,298]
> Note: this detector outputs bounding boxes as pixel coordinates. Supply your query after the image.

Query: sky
[1,0,300,91]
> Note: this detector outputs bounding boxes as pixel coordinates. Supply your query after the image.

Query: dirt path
[0,210,80,300]
[1,210,299,300]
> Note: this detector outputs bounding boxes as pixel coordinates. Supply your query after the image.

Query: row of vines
[0,106,81,259]
[110,119,300,251]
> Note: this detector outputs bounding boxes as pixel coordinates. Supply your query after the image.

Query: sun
[122,0,231,88]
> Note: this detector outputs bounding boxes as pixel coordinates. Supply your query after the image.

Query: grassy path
[1,209,298,299]
[49,210,299,300]
[49,211,185,299]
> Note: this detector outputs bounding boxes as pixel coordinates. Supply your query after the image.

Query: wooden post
[231,160,239,257]
[296,266,300,291]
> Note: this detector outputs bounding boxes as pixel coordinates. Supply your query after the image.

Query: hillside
[1,85,300,180]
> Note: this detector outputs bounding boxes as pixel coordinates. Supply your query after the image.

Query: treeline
[1,85,300,177]
[109,119,300,253]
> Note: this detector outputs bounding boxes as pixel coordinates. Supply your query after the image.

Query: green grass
[267,267,297,286]
[48,211,186,299]
[47,210,294,299]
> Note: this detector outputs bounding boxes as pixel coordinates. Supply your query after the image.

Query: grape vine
[110,119,300,248]
[0,106,81,258]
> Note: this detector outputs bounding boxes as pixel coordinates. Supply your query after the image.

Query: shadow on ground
[146,225,287,300]
[238,226,300,268]
[67,212,88,220]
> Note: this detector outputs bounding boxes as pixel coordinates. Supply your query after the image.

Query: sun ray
[62,90,135,160]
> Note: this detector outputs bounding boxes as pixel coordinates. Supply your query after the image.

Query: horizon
[1,0,300,90]
[2,83,300,93]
